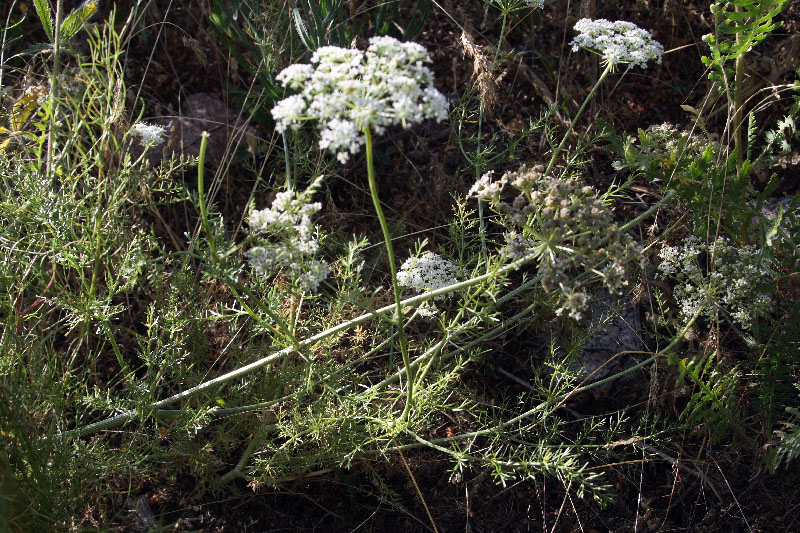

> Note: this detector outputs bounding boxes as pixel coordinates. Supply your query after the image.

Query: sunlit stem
[197,132,219,263]
[364,127,414,421]
[545,61,614,175]
[46,0,63,178]
[282,132,294,190]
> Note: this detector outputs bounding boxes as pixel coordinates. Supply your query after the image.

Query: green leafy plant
[289,0,430,52]
[32,0,99,44]
[768,402,800,472]
[701,0,789,168]
[669,351,747,445]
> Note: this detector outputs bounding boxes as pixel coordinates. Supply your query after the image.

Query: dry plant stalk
[460,30,500,116]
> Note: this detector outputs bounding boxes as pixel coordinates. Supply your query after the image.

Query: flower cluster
[657,236,774,331]
[271,36,449,163]
[570,19,663,69]
[469,165,641,320]
[246,180,330,292]
[130,122,166,146]
[397,251,460,300]
[487,0,544,10]
[642,123,712,158]
[614,123,715,174]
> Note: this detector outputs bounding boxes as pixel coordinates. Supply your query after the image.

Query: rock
[125,494,157,532]
[129,93,256,167]
[544,289,646,392]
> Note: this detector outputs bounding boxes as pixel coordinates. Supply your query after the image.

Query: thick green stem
[364,128,414,421]
[545,61,614,176]
[197,132,219,262]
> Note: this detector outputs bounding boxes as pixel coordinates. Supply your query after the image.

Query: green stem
[220,435,260,482]
[475,12,510,267]
[197,132,219,262]
[545,61,614,176]
[282,132,294,190]
[364,127,414,421]
[733,3,744,171]
[491,12,508,70]
[45,0,63,178]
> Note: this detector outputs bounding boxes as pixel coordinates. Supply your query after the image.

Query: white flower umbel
[570,19,663,69]
[246,180,329,293]
[657,236,774,331]
[397,252,461,300]
[272,36,448,163]
[272,37,449,421]
[543,20,662,176]
[130,122,166,146]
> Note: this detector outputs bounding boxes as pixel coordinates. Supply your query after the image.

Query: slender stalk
[220,436,260,482]
[46,0,63,177]
[364,127,414,421]
[197,132,219,262]
[545,61,614,175]
[733,3,744,170]
[475,12,510,267]
[282,132,294,190]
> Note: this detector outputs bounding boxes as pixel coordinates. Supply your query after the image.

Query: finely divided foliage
[3,2,800,528]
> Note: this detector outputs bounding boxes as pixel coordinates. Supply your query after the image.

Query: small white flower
[468,171,507,203]
[657,236,774,330]
[271,95,308,133]
[246,180,329,292]
[130,122,166,146]
[397,251,460,300]
[570,19,663,69]
[297,260,331,292]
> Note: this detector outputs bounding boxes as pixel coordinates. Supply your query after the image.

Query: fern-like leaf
[768,407,800,472]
